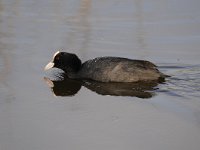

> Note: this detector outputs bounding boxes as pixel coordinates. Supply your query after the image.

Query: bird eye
[55,55,60,60]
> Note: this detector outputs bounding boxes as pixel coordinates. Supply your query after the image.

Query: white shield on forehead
[53,51,60,59]
[44,51,60,70]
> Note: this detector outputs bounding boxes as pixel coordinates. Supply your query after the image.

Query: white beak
[44,62,54,70]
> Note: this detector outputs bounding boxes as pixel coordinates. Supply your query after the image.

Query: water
[0,0,200,150]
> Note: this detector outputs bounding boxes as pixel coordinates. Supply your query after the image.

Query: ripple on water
[158,64,200,99]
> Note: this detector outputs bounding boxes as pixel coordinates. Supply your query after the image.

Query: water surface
[0,0,200,150]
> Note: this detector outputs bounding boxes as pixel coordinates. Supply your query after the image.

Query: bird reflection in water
[44,74,164,98]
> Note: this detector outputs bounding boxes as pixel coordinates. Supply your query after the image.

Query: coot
[45,51,168,82]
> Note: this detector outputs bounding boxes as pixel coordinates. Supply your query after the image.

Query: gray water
[0,0,200,150]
